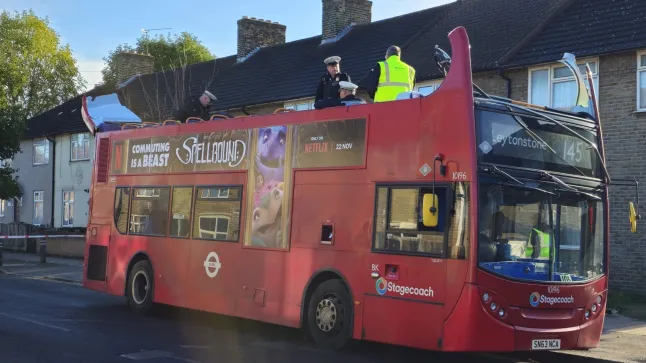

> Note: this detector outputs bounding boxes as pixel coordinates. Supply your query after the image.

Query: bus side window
[193,186,242,242]
[170,187,194,238]
[373,185,446,255]
[130,187,171,236]
[114,187,131,234]
[447,182,470,260]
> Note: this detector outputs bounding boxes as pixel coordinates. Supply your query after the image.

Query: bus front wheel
[126,260,155,315]
[306,279,353,350]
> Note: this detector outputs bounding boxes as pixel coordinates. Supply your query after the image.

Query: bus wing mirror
[629,202,638,233]
[422,194,439,227]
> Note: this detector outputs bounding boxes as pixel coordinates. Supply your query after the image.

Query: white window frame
[33,191,44,225]
[63,191,75,227]
[201,188,229,199]
[285,98,315,111]
[528,58,599,110]
[637,50,646,112]
[0,199,5,217]
[70,133,90,161]
[415,79,443,96]
[33,139,50,165]
[198,214,230,240]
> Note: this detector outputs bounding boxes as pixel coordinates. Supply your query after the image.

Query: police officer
[314,81,366,109]
[171,90,218,123]
[315,56,351,103]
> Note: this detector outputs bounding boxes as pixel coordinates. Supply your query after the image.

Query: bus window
[447,182,470,260]
[193,186,242,242]
[129,187,170,236]
[170,187,194,238]
[114,187,131,234]
[373,185,447,255]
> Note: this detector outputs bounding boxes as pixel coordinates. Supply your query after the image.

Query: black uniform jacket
[315,72,351,102]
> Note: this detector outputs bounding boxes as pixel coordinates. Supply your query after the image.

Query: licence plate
[531,339,561,350]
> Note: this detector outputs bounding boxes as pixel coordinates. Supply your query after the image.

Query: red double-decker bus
[82,27,639,352]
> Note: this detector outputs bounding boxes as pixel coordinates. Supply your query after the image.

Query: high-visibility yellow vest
[525,228,552,258]
[374,56,416,103]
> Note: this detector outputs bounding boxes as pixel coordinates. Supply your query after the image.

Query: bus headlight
[490,302,497,311]
[482,293,490,302]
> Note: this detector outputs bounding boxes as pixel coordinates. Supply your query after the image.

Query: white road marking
[120,350,173,360]
[0,312,70,332]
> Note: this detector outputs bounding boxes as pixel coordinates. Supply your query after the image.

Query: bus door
[362,185,448,349]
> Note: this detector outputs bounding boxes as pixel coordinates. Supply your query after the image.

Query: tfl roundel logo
[529,292,541,307]
[376,277,388,295]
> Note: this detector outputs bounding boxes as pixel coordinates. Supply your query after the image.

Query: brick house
[18,0,646,291]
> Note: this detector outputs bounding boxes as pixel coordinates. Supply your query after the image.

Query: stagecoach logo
[204,252,222,278]
[529,292,574,307]
[375,277,434,298]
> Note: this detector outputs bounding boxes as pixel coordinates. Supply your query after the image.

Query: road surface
[0,274,630,363]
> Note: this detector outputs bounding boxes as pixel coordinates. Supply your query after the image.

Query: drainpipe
[497,68,512,99]
[46,136,56,228]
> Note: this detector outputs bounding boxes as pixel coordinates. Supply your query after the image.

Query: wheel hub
[132,270,149,305]
[316,298,337,332]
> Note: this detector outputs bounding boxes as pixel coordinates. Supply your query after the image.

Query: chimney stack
[237,17,287,61]
[114,52,154,85]
[322,0,372,42]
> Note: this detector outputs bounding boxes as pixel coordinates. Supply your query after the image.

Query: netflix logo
[304,142,329,153]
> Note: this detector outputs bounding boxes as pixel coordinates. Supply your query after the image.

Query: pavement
[0,252,645,363]
[0,251,83,284]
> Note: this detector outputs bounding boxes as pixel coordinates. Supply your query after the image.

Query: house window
[529,59,599,110]
[71,133,90,161]
[416,80,443,96]
[0,200,5,217]
[33,139,50,165]
[285,100,315,111]
[637,51,646,111]
[63,191,75,226]
[33,191,44,225]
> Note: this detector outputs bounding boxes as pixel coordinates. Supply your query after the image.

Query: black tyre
[306,279,353,350]
[126,260,155,316]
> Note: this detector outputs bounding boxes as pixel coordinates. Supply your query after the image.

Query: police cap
[324,56,341,65]
[339,81,358,91]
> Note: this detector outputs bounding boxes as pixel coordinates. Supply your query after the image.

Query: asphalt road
[0,275,622,363]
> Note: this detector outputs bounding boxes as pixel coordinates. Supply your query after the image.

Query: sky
[3,0,454,90]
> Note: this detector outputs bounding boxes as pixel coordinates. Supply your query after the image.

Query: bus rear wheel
[306,279,353,350]
[126,260,155,315]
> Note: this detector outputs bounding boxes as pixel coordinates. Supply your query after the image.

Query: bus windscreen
[475,108,601,178]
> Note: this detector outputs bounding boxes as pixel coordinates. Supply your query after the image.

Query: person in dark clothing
[314,81,366,110]
[315,56,351,103]
[171,91,217,123]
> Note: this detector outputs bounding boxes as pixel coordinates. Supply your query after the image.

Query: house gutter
[497,68,512,99]
[46,136,56,228]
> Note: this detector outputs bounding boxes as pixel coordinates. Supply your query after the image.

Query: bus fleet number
[452,172,467,180]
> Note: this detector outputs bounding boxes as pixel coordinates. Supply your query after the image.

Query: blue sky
[3,0,454,90]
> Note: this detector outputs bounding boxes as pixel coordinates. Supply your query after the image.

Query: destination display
[292,118,367,168]
[110,130,250,174]
[476,110,600,177]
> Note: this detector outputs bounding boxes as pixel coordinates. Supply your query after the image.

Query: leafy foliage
[101,32,215,88]
[0,9,85,199]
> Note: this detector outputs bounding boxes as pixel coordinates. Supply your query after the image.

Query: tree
[0,10,86,199]
[101,32,215,88]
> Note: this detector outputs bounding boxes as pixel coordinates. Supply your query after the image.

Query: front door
[361,184,448,350]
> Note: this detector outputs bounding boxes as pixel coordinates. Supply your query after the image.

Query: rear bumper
[442,284,605,352]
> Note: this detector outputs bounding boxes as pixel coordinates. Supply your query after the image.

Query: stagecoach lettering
[176,136,246,168]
